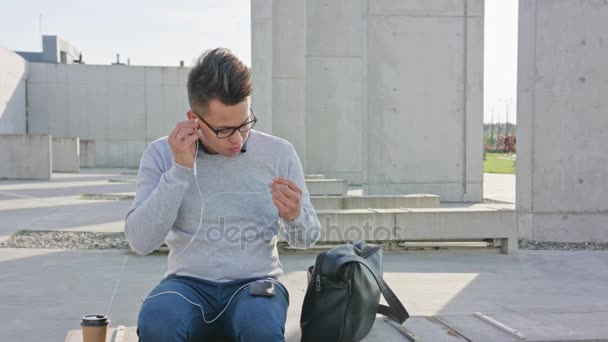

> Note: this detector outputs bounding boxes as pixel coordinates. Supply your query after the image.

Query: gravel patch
[519,239,608,251]
[2,231,607,251]
[107,179,136,183]
[81,193,134,201]
[0,231,130,250]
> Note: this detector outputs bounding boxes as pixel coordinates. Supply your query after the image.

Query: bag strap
[336,255,410,324]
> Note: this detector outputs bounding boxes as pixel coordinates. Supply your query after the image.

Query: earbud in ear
[193,141,199,176]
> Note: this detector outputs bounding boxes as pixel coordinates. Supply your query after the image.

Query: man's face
[187,98,251,157]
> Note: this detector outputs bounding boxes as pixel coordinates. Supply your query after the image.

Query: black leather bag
[300,241,410,342]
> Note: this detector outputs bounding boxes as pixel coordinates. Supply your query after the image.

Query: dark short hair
[187,48,252,112]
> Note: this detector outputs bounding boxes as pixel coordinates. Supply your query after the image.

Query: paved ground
[2,248,608,341]
[483,173,515,204]
[3,169,608,341]
[0,169,135,242]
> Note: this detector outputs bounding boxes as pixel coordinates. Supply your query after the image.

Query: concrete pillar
[272,0,308,170]
[517,0,608,242]
[306,0,366,184]
[251,0,274,134]
[79,140,96,168]
[0,134,52,180]
[365,0,484,202]
[252,0,485,200]
[52,137,80,172]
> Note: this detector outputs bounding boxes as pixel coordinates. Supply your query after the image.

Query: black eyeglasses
[192,108,257,139]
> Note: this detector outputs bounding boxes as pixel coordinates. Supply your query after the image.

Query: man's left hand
[269,177,302,222]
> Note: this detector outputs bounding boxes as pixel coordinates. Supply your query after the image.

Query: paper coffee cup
[80,314,109,342]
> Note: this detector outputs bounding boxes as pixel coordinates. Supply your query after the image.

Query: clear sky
[0,0,252,66]
[0,0,517,124]
[484,0,518,124]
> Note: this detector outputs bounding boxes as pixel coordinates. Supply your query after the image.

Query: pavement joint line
[427,316,472,342]
[105,255,130,317]
[383,318,418,341]
[0,191,36,199]
[473,311,526,340]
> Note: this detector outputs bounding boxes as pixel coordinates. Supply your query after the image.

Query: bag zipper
[315,245,381,293]
[360,245,382,259]
[315,252,326,292]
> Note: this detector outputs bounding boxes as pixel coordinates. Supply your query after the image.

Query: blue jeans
[137,274,290,341]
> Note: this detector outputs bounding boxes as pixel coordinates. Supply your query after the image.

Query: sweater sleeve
[279,144,322,249]
[124,143,193,255]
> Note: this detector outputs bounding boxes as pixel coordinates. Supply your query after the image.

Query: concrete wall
[251,0,484,202]
[271,0,308,170]
[251,0,273,135]
[0,48,28,134]
[517,0,608,242]
[365,0,484,202]
[79,140,96,168]
[52,137,80,172]
[26,63,190,167]
[0,134,52,180]
[306,0,366,185]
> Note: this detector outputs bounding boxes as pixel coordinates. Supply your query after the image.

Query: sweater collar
[197,138,249,155]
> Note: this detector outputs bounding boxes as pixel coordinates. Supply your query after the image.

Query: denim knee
[137,299,191,341]
[237,321,284,342]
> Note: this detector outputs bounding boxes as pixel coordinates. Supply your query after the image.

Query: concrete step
[99,179,350,196]
[80,192,442,211]
[304,174,325,180]
[305,179,348,196]
[311,194,440,209]
[79,192,515,253]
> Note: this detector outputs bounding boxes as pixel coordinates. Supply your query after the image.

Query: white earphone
[141,135,285,325]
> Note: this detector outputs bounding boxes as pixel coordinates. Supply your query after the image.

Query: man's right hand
[169,118,202,168]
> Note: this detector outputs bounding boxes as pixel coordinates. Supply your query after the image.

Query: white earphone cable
[143,140,283,324]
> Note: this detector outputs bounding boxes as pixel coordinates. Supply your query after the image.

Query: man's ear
[186,111,197,120]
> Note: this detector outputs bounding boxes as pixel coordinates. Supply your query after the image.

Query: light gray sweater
[124,129,321,282]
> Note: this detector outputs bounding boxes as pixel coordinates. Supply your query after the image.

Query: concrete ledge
[0,134,52,180]
[367,182,483,203]
[305,174,325,180]
[311,194,440,209]
[305,179,348,196]
[78,191,514,253]
[311,196,344,209]
[79,140,96,168]
[345,194,440,209]
[396,207,517,254]
[281,205,517,254]
[52,137,80,172]
[315,209,397,242]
